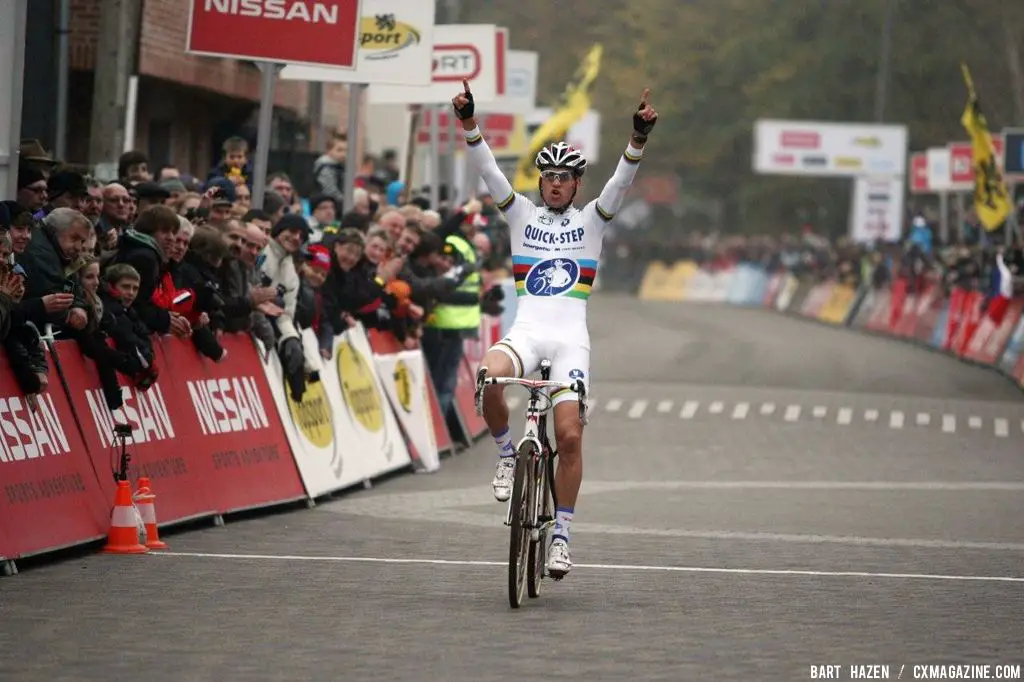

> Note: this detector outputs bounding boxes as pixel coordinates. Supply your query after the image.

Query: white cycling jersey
[463,124,644,403]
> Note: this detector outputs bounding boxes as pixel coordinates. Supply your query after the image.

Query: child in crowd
[99,264,159,390]
[207,136,252,187]
[172,226,228,362]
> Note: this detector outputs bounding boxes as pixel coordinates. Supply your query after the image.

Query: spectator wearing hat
[205,177,237,223]
[133,182,172,214]
[295,243,334,358]
[1,200,33,256]
[44,171,89,215]
[306,194,338,244]
[17,164,48,217]
[158,177,188,206]
[260,212,313,401]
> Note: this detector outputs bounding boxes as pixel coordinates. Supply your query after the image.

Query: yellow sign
[817,285,857,324]
[960,63,1011,231]
[337,339,384,433]
[834,156,863,169]
[513,44,602,192]
[359,15,421,60]
[393,359,413,413]
[285,375,334,449]
[638,260,698,301]
[852,136,881,148]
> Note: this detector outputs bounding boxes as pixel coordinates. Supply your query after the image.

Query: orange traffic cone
[102,480,149,554]
[134,477,169,550]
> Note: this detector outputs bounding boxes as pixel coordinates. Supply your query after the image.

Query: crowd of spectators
[1,134,510,442]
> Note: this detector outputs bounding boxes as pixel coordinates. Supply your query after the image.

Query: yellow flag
[513,44,603,193]
[960,63,1011,231]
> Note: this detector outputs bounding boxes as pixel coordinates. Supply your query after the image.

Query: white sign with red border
[947,136,1004,191]
[186,0,362,69]
[476,50,538,115]
[753,119,908,178]
[278,0,436,86]
[367,24,501,104]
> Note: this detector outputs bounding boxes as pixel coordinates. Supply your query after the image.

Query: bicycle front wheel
[508,442,534,609]
[527,452,553,598]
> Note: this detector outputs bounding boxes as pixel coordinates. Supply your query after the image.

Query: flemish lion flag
[513,44,603,193]
[959,63,1011,231]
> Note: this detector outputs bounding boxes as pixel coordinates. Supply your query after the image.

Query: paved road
[3,296,1023,682]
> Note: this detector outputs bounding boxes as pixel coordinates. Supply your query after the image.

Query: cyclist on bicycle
[451,79,658,578]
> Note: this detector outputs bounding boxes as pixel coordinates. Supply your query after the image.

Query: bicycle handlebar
[475,373,588,425]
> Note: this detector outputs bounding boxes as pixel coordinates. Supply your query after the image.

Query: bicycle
[474,359,587,609]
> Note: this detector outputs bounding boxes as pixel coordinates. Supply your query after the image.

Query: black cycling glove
[633,104,656,136]
[454,90,475,120]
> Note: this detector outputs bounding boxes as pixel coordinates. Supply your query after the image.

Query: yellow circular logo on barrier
[337,339,384,433]
[393,359,413,413]
[285,375,333,449]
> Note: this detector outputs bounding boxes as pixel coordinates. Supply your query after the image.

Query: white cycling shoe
[491,457,515,502]
[546,538,572,578]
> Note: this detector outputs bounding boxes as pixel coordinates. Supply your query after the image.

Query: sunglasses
[540,170,574,183]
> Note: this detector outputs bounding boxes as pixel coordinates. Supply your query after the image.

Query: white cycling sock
[492,426,515,458]
[553,507,573,544]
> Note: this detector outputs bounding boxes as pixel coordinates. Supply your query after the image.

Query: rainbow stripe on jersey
[512,255,598,300]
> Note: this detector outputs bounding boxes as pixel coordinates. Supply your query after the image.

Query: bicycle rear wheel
[527,453,553,598]
[508,442,534,609]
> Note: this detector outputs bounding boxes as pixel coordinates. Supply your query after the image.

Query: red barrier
[941,288,968,350]
[865,289,892,333]
[763,274,784,307]
[55,334,305,525]
[454,356,488,441]
[952,291,984,356]
[0,347,111,559]
[913,285,945,344]
[800,283,834,318]
[965,299,1024,365]
[888,278,909,332]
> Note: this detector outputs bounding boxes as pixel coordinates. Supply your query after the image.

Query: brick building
[24,0,357,186]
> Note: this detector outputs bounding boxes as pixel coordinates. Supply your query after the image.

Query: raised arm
[595,88,659,222]
[452,80,517,213]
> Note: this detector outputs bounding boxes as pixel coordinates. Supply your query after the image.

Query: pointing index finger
[463,79,471,94]
[639,88,650,105]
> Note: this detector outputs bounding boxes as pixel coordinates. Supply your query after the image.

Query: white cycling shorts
[488,322,590,407]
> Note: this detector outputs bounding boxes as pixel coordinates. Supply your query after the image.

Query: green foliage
[464,0,1024,234]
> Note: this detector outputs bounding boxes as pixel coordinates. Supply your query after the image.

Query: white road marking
[709,401,724,414]
[994,418,1009,438]
[152,552,1024,584]
[942,414,956,433]
[812,406,827,418]
[506,396,521,411]
[836,408,853,425]
[656,400,673,413]
[605,399,623,412]
[627,400,648,419]
[680,400,699,419]
[760,403,776,416]
[784,405,801,422]
[731,402,749,420]
[890,411,904,429]
[865,409,879,422]
[969,416,982,429]
[916,413,930,426]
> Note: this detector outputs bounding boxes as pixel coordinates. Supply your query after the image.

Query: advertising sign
[926,146,952,192]
[1002,128,1024,178]
[849,176,905,243]
[909,152,928,193]
[476,50,538,115]
[186,0,361,69]
[753,119,908,177]
[278,0,435,86]
[368,24,500,104]
[948,136,1004,189]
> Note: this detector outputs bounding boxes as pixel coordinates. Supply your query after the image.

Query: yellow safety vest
[428,234,481,331]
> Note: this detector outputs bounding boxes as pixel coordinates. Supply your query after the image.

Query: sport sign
[278,0,436,86]
[368,24,500,104]
[753,119,908,178]
[186,0,361,69]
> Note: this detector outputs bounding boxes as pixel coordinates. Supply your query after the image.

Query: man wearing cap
[205,178,237,223]
[159,177,188,205]
[17,164,48,218]
[133,182,172,214]
[45,171,89,214]
[260,213,313,401]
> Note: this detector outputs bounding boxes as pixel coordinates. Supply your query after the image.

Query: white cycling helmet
[535,142,587,177]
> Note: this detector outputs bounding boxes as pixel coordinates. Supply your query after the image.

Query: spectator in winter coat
[107,204,191,339]
[206,136,253,188]
[16,207,92,334]
[98,263,159,390]
[172,226,228,362]
[294,244,334,358]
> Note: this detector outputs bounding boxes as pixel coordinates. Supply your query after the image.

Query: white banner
[332,324,411,479]
[848,176,905,243]
[368,24,499,104]
[753,119,908,178]
[279,0,435,86]
[926,147,952,192]
[259,325,411,499]
[373,350,440,472]
[476,50,537,115]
